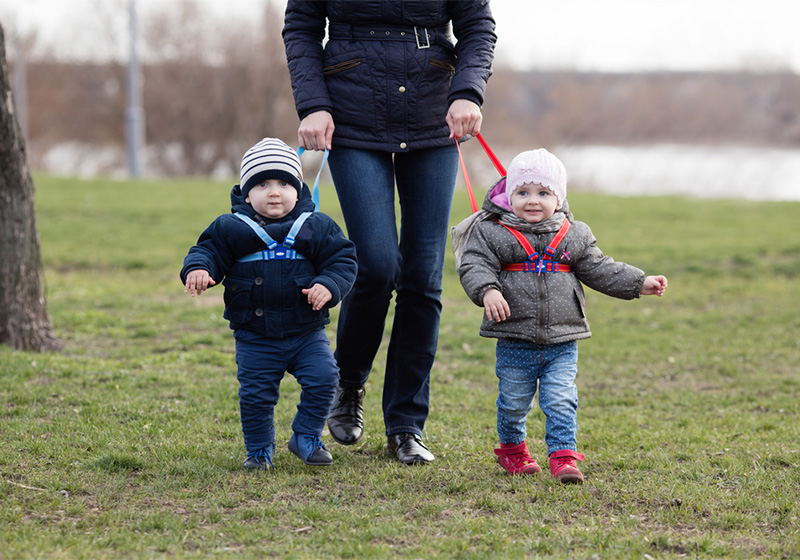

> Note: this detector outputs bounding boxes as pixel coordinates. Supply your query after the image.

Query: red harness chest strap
[503,261,572,273]
[499,220,572,274]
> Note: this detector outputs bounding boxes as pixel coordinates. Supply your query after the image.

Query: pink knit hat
[505,149,567,209]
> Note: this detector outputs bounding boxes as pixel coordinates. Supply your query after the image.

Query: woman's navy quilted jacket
[283,0,496,152]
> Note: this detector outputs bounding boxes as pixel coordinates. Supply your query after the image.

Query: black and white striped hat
[240,138,303,197]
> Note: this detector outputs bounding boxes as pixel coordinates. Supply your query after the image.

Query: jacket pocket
[410,50,455,131]
[572,286,587,320]
[323,56,375,128]
[222,276,253,324]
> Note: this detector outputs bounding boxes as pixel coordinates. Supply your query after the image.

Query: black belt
[328,23,452,49]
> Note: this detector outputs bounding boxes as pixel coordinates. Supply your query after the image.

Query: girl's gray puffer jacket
[283,0,496,152]
[457,182,645,346]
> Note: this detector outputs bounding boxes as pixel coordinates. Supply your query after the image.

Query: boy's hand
[185,269,215,296]
[302,283,332,311]
[640,275,668,297]
[483,288,511,322]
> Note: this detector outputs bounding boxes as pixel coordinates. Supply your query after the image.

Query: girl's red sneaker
[494,441,541,475]
[548,449,585,483]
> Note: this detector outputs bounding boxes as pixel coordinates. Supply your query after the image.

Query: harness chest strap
[235,212,312,262]
[500,219,572,273]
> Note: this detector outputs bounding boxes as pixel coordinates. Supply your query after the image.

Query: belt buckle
[414,26,430,49]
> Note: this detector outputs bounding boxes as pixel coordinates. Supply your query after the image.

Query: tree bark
[0,22,62,352]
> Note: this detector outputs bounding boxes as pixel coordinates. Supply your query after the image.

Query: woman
[283,0,496,465]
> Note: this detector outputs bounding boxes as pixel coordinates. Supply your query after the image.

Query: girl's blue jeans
[327,145,459,437]
[234,328,338,453]
[495,339,579,454]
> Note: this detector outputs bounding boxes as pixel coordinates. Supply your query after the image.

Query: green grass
[1,174,799,559]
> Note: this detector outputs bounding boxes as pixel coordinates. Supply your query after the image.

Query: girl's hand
[640,275,668,297]
[185,269,215,297]
[483,288,510,322]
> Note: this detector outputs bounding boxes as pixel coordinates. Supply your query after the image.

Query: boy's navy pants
[234,328,338,453]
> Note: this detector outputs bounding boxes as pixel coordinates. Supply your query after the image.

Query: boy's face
[246,179,298,219]
[510,183,559,223]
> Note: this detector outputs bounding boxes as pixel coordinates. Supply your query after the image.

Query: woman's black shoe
[388,433,434,465]
[327,385,365,445]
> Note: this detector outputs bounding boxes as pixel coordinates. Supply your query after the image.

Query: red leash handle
[455,139,479,213]
[455,133,505,214]
[476,133,506,176]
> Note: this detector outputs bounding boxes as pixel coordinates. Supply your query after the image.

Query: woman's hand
[447,99,482,140]
[298,110,335,151]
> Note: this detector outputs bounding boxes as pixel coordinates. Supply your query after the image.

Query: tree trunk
[0,22,62,352]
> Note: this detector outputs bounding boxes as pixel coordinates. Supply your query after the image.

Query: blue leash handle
[297,147,330,211]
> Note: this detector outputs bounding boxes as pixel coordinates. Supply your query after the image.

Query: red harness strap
[499,220,572,273]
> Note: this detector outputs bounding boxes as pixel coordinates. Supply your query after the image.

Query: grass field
[1,173,799,559]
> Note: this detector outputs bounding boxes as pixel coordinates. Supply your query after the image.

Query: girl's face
[245,179,298,219]
[510,183,559,223]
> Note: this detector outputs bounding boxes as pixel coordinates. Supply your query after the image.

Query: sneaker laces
[506,450,536,469]
[247,446,273,463]
[554,455,574,466]
[306,435,325,452]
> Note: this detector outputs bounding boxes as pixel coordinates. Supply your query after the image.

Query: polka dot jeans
[495,339,579,455]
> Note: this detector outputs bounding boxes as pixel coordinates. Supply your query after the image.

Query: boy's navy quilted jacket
[283,0,496,152]
[180,184,357,339]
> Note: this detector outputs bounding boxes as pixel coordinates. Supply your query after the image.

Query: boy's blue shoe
[243,444,275,470]
[288,433,333,466]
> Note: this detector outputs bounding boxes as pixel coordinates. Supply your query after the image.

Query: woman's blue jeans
[327,145,459,437]
[495,339,579,454]
[234,328,338,453]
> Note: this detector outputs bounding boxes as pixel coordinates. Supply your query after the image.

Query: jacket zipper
[323,59,362,75]
[536,238,547,344]
[429,58,455,75]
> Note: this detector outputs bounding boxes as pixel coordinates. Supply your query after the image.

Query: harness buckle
[414,26,430,49]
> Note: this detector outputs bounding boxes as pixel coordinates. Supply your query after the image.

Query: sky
[1,0,799,73]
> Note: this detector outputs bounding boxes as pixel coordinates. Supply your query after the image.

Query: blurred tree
[0,22,62,352]
[140,0,295,177]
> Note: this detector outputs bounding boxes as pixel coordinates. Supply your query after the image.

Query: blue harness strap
[235,212,312,262]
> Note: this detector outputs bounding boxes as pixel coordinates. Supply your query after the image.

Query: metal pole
[126,0,145,177]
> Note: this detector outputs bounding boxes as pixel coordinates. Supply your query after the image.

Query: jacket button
[255,309,263,317]
[254,277,263,285]
[399,142,407,149]
[398,86,406,93]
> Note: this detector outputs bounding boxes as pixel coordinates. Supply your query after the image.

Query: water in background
[38,142,800,202]
[463,143,800,203]
[558,144,800,202]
